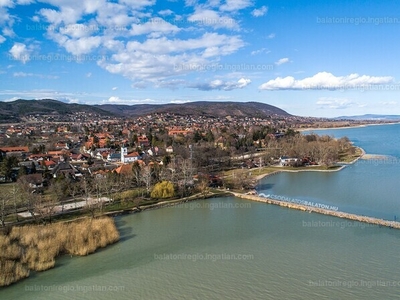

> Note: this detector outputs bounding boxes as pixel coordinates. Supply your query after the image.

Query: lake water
[2,123,400,299]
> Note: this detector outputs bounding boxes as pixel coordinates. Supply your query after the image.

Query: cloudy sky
[1,0,400,117]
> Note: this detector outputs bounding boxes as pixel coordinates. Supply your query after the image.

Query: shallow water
[2,124,400,299]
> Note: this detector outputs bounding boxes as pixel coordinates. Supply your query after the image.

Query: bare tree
[141,166,153,196]
[0,193,9,227]
[9,184,21,223]
[81,178,98,218]
[18,178,39,223]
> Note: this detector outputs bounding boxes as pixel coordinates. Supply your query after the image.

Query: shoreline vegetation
[297,121,400,132]
[0,217,119,287]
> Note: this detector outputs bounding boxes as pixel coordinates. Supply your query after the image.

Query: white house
[279,156,302,167]
[121,147,140,164]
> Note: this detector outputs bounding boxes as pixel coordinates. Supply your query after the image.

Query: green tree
[31,162,37,174]
[162,155,171,167]
[0,157,18,182]
[193,130,202,143]
[205,130,214,142]
[150,181,175,199]
[18,166,28,177]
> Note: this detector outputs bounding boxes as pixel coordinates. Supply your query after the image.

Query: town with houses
[0,104,374,227]
[0,110,301,183]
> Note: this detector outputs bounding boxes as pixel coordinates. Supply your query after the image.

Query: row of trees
[278,134,353,166]
[0,155,200,226]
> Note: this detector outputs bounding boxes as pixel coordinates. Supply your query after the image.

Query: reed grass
[0,217,119,287]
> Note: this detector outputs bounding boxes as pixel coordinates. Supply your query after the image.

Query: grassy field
[338,146,364,163]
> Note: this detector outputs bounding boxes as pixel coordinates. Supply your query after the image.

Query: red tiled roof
[0,146,29,152]
[42,160,56,167]
[115,164,133,175]
[125,151,140,157]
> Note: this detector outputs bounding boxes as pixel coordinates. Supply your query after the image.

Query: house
[0,146,29,153]
[42,160,57,170]
[29,154,52,161]
[168,129,192,136]
[114,164,134,176]
[137,136,150,147]
[120,147,141,164]
[279,156,302,167]
[51,161,81,178]
[107,153,121,162]
[54,141,70,150]
[0,146,29,157]
[114,161,146,175]
[166,146,174,153]
[18,161,40,173]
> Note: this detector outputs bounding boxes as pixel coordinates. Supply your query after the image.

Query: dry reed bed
[0,217,119,287]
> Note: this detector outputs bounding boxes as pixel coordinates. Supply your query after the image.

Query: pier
[231,192,400,229]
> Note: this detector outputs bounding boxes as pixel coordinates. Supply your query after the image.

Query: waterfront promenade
[232,192,400,229]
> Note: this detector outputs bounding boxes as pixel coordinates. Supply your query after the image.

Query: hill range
[0,99,291,122]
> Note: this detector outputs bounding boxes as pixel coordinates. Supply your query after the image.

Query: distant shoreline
[252,146,365,183]
[297,121,400,132]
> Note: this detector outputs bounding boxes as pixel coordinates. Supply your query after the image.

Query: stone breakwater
[232,192,400,229]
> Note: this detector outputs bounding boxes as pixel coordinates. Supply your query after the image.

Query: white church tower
[121,147,128,163]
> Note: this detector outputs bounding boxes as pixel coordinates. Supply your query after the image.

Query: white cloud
[259,72,394,90]
[188,8,238,30]
[190,77,251,91]
[159,9,174,16]
[13,72,59,79]
[170,99,191,104]
[119,0,156,10]
[63,36,102,55]
[112,87,118,90]
[59,23,99,38]
[220,0,253,12]
[251,48,270,55]
[13,72,33,77]
[57,97,80,104]
[105,96,156,104]
[86,72,92,78]
[3,97,20,102]
[252,5,267,17]
[275,57,289,65]
[0,89,84,102]
[380,101,397,106]
[2,0,250,88]
[0,0,13,7]
[130,17,180,36]
[99,32,244,82]
[267,33,275,39]
[9,43,32,64]
[316,97,356,109]
[0,35,5,43]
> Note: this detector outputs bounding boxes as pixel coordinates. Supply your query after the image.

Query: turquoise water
[2,124,400,299]
[260,123,400,220]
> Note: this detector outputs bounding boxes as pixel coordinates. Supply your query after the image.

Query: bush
[150,181,175,199]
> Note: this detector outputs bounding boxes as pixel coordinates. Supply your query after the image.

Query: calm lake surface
[2,123,400,299]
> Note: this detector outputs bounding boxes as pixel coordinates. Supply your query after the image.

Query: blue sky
[1,0,400,117]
